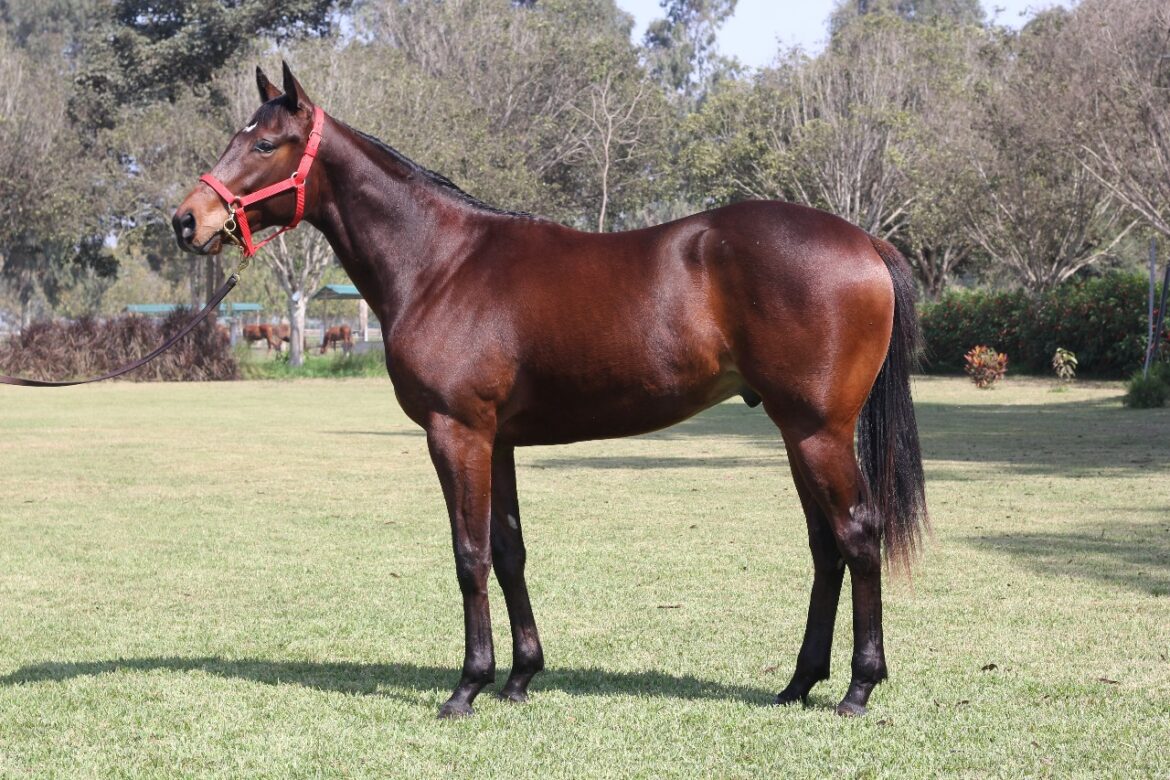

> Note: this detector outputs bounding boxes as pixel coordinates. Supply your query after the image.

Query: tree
[0,34,112,326]
[1063,0,1170,240]
[686,15,924,239]
[368,0,667,227]
[830,0,983,35]
[269,231,334,367]
[642,0,738,102]
[69,0,343,135]
[958,16,1135,292]
[568,73,655,231]
[897,23,986,297]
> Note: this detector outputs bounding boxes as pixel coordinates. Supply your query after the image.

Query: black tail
[857,237,929,572]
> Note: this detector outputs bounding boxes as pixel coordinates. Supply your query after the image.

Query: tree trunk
[287,292,307,367]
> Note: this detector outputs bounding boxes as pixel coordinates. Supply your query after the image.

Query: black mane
[348,126,540,220]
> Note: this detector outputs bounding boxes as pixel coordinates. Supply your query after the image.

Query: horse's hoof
[835,701,867,717]
[437,701,474,719]
[496,687,529,704]
[774,688,808,706]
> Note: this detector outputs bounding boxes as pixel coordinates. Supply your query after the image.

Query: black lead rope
[0,271,241,388]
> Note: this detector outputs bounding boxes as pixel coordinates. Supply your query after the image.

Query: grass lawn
[1,375,1167,778]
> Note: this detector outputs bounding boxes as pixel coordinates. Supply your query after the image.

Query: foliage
[963,344,1007,388]
[365,0,670,229]
[685,14,964,243]
[958,17,1135,292]
[0,34,114,324]
[920,274,1164,377]
[642,0,739,102]
[238,347,386,379]
[1062,0,1170,241]
[0,311,236,381]
[69,0,343,134]
[829,0,985,36]
[1052,347,1077,382]
[1124,366,1169,408]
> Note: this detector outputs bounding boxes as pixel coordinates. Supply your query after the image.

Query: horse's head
[172,62,320,255]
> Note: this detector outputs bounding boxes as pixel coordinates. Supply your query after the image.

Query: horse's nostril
[173,210,196,242]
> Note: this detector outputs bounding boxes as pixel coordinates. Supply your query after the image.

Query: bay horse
[173,64,927,719]
[320,324,353,354]
[242,323,281,352]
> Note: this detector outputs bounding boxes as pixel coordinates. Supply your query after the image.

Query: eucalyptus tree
[642,0,738,103]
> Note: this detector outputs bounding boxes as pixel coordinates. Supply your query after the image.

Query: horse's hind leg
[489,445,545,702]
[774,446,846,706]
[777,421,887,716]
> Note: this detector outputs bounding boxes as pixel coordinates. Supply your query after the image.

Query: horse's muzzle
[172,209,223,255]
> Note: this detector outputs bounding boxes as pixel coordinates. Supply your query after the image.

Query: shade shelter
[311,284,374,342]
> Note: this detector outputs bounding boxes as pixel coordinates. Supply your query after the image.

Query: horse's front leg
[426,414,496,718]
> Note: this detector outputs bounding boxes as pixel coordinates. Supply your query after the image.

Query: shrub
[964,345,1008,388]
[1124,370,1169,408]
[1052,347,1077,382]
[920,274,1164,377]
[0,311,237,382]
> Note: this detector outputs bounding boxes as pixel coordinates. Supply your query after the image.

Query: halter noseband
[199,105,325,258]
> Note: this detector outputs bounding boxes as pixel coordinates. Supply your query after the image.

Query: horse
[274,323,291,347]
[320,324,353,354]
[242,323,281,352]
[173,63,927,720]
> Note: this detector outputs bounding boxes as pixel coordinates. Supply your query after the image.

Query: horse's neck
[307,125,487,328]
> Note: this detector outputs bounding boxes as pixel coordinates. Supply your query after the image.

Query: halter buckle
[221,209,241,245]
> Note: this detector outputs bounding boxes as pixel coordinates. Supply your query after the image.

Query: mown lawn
[1,376,1167,778]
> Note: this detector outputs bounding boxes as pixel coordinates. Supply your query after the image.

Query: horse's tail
[857,237,929,573]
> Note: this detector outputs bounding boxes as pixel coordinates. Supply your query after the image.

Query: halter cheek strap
[199,105,325,258]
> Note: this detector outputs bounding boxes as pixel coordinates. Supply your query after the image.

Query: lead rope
[0,257,249,388]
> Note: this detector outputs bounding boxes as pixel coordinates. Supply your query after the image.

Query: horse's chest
[382,330,512,427]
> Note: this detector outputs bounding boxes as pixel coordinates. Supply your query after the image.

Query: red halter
[199,105,325,258]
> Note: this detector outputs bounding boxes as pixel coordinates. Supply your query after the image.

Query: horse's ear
[280,60,314,112]
[256,66,283,104]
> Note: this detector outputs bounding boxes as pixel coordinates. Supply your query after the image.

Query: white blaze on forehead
[243,122,257,133]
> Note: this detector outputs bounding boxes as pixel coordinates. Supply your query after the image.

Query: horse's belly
[498,370,744,446]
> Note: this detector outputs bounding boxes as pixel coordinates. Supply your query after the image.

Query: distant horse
[241,323,281,352]
[320,324,353,354]
[174,64,927,719]
[274,323,291,348]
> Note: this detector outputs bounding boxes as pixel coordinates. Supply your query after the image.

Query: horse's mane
[347,125,541,220]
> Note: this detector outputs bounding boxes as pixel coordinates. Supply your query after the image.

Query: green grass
[236,347,387,380]
[1,376,1168,778]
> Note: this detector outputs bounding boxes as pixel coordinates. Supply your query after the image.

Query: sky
[615,0,1075,68]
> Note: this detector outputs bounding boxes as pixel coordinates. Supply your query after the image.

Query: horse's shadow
[0,656,782,707]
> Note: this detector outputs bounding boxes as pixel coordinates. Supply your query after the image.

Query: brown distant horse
[174,64,927,719]
[242,323,281,352]
[320,324,353,354]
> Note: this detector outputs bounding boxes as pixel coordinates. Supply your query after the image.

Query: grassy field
[0,375,1167,778]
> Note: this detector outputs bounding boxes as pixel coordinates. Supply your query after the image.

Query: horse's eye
[254,140,276,154]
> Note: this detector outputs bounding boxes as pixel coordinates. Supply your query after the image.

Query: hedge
[919,274,1168,378]
[0,310,237,382]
